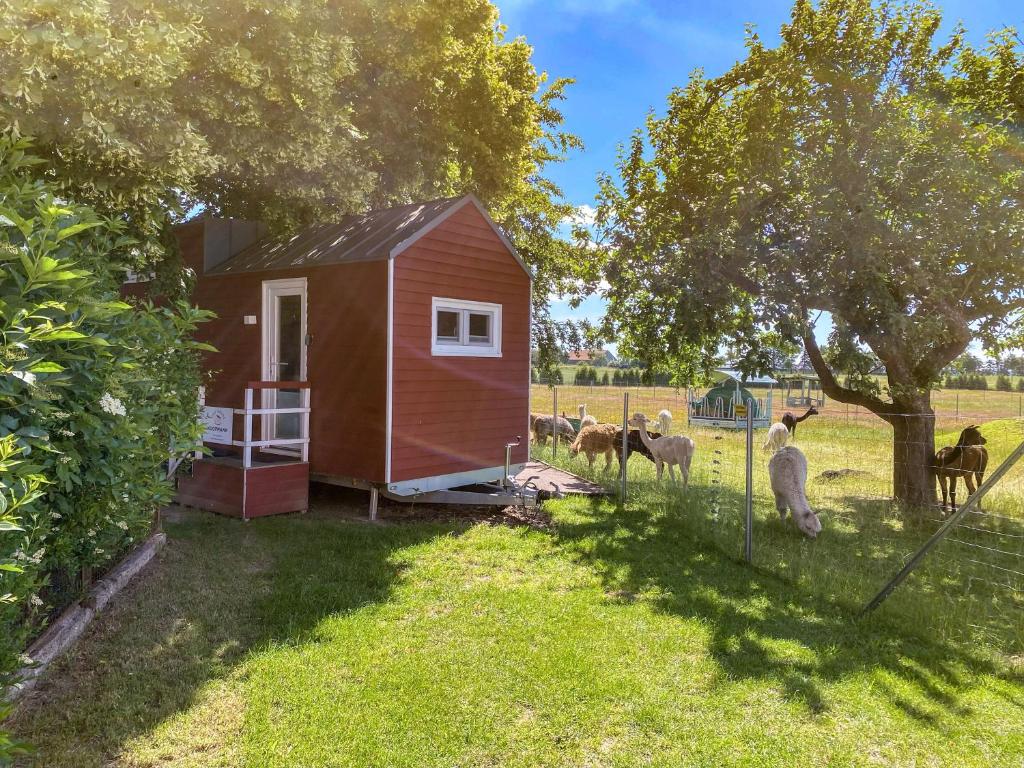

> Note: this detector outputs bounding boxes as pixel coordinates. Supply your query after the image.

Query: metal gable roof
[206,195,529,277]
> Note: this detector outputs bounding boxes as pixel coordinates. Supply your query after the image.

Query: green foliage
[598,0,1024,419]
[0,138,210,725]
[0,0,585,356]
[995,374,1013,392]
[944,374,989,391]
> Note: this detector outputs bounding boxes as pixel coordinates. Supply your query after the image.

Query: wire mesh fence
[531,383,1024,654]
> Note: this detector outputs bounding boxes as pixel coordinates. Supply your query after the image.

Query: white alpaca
[578,404,598,428]
[629,413,695,487]
[762,422,789,453]
[657,409,672,435]
[768,446,822,538]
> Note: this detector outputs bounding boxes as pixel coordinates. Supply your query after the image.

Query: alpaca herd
[533,398,989,539]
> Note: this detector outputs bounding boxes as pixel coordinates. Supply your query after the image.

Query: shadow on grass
[8,485,459,766]
[553,487,1023,724]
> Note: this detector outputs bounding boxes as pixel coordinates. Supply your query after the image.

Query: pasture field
[8,494,1024,767]
[531,409,1024,654]
[532,381,1024,427]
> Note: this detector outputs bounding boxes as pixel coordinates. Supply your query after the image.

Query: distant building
[566,348,615,366]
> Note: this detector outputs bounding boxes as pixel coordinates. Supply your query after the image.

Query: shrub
[1018,379,1024,393]
[996,374,1012,392]
[0,138,210,729]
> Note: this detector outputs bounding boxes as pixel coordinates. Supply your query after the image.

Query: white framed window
[431,297,502,357]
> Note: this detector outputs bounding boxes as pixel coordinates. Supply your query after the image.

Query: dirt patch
[817,469,872,481]
[306,482,555,531]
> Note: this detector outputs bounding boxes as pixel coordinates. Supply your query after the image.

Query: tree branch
[802,331,897,418]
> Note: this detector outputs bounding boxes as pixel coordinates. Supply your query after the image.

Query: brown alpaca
[781,406,818,437]
[570,423,618,472]
[934,425,989,513]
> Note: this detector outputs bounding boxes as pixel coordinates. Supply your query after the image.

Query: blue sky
[498,0,1021,350]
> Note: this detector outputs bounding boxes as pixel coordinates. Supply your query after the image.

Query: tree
[0,0,584,352]
[597,0,1024,507]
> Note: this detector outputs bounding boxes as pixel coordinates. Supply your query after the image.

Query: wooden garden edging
[5,532,166,703]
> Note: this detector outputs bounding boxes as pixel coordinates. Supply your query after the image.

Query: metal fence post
[744,398,754,564]
[552,386,558,459]
[620,392,629,504]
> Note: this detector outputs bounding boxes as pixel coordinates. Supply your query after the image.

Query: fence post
[956,390,959,419]
[552,386,558,459]
[620,392,629,504]
[744,398,754,564]
[860,437,1024,616]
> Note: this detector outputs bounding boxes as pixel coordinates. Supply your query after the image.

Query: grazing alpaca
[762,422,790,452]
[629,413,695,487]
[934,424,989,513]
[531,414,576,446]
[657,409,672,435]
[781,406,819,437]
[578,404,598,429]
[570,423,619,472]
[768,446,822,538]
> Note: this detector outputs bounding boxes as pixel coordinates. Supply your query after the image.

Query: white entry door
[262,278,307,447]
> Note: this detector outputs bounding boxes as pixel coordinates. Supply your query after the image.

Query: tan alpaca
[629,413,695,487]
[570,423,618,472]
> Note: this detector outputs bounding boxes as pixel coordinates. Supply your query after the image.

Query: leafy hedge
[0,139,210,716]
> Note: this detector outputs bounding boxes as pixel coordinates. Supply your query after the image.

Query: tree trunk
[889,409,936,510]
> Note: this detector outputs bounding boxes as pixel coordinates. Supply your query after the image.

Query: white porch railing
[233,381,311,468]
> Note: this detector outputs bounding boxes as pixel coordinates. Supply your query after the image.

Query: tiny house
[169,196,532,518]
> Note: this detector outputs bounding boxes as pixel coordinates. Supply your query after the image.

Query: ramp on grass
[516,460,608,497]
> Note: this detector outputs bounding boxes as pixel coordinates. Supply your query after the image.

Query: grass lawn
[532,417,1024,653]
[8,482,1024,767]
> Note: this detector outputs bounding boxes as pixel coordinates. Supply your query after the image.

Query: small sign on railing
[200,406,234,444]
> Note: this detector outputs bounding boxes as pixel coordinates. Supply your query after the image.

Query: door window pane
[277,294,302,379]
[467,312,491,343]
[436,310,460,342]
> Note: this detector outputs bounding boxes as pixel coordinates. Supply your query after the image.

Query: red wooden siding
[177,460,309,518]
[390,204,531,482]
[184,224,388,482]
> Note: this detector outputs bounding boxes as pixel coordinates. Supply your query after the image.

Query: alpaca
[629,413,695,487]
[768,446,822,538]
[613,427,662,469]
[934,424,989,513]
[570,423,618,472]
[781,406,819,437]
[578,404,598,429]
[657,409,672,435]
[762,422,790,452]
[531,414,576,446]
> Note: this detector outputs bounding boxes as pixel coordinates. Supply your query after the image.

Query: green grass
[535,416,1024,653]
[7,483,1024,767]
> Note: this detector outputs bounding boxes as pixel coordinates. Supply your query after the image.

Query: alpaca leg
[586,451,595,470]
[603,448,613,473]
[656,459,664,482]
[667,463,677,485]
[964,473,977,503]
[937,474,948,512]
[774,492,788,520]
[949,475,957,513]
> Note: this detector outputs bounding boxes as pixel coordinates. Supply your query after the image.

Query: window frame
[430,297,502,357]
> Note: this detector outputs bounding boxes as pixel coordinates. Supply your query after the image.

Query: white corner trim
[386,464,525,496]
[386,258,394,484]
[430,297,502,358]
